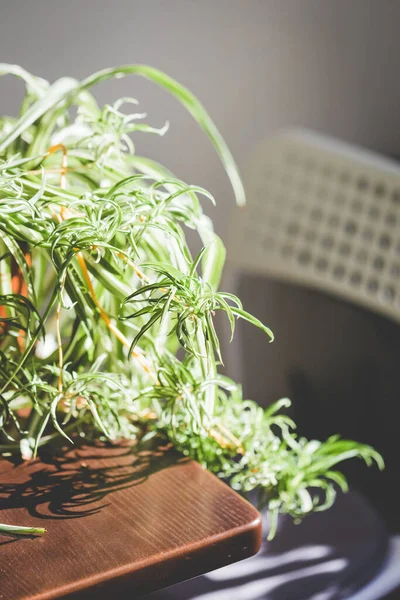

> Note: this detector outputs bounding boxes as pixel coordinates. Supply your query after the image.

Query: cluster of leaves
[0,64,382,538]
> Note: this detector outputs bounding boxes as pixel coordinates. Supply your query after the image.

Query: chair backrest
[228,129,400,324]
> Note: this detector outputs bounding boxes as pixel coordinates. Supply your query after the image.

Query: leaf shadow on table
[0,437,184,539]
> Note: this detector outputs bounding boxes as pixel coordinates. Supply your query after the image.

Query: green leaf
[0,63,48,95]
[201,236,226,291]
[0,523,46,537]
[50,395,74,444]
[80,65,246,206]
[230,307,274,342]
[0,76,78,154]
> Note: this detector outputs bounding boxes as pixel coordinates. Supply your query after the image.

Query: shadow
[0,437,183,524]
[0,538,20,547]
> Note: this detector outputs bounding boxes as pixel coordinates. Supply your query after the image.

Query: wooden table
[0,440,261,599]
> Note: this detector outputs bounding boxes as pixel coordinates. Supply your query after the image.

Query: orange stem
[75,253,157,382]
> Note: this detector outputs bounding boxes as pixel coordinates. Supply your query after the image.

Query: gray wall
[2,0,400,237]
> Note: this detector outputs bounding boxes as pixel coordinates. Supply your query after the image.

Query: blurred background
[2,0,400,586]
[2,0,400,237]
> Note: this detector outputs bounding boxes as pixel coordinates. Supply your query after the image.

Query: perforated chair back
[228,129,400,323]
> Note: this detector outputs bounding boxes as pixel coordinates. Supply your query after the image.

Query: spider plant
[0,64,383,540]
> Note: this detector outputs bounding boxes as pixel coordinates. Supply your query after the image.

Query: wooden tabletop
[0,439,261,599]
